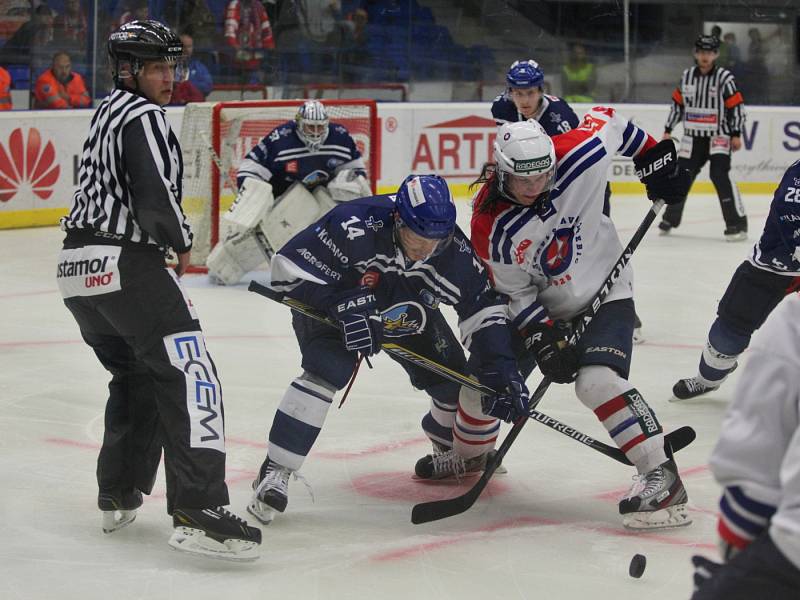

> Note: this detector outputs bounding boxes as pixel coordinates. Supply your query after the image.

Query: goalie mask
[493,120,557,209]
[506,59,544,89]
[295,100,330,151]
[108,20,185,87]
[394,174,456,263]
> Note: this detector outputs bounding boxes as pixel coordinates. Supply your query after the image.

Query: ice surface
[0,193,776,599]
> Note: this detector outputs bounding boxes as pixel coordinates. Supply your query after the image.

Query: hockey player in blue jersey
[246,174,531,524]
[491,59,579,135]
[671,160,800,400]
[206,100,371,285]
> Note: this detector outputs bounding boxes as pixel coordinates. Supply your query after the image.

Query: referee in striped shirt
[56,20,261,560]
[660,34,748,241]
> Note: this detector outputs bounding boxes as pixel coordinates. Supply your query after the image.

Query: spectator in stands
[179,32,213,98]
[562,42,596,103]
[340,7,369,82]
[223,0,275,84]
[0,5,56,78]
[163,0,219,55]
[721,32,742,75]
[53,0,88,49]
[33,51,91,109]
[0,66,12,110]
[115,0,150,29]
[743,28,768,104]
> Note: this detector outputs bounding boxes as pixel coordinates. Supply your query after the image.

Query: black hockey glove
[477,362,530,423]
[328,286,383,356]
[691,555,723,592]
[633,139,690,205]
[523,322,579,384]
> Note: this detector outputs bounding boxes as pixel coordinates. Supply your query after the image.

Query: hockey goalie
[207,100,371,285]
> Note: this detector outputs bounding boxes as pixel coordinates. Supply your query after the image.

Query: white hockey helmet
[295,100,329,151]
[493,120,557,206]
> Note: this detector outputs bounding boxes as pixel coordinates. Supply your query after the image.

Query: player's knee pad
[206,229,272,285]
[259,182,323,252]
[574,365,630,411]
[268,371,336,471]
[453,386,500,459]
[708,318,751,357]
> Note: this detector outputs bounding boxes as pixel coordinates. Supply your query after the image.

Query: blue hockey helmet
[506,59,544,89]
[395,174,456,240]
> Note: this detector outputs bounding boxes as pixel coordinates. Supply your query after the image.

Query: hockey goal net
[180,99,379,268]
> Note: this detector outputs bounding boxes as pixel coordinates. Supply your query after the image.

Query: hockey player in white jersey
[689,293,800,599]
[206,100,371,285]
[671,159,800,400]
[470,112,693,530]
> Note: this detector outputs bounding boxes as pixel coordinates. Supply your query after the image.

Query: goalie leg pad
[223,177,275,231]
[312,185,337,218]
[206,229,272,286]
[259,182,323,252]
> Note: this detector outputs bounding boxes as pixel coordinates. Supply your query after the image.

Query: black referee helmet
[108,20,183,86]
[694,34,720,52]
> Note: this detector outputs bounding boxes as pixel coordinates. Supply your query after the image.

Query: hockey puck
[629,554,646,578]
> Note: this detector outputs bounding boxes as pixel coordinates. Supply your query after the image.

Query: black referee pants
[662,136,747,230]
[61,242,229,514]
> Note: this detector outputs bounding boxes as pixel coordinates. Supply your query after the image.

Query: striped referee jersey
[61,88,193,252]
[664,65,746,138]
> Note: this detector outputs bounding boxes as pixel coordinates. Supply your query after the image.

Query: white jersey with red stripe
[471,106,656,330]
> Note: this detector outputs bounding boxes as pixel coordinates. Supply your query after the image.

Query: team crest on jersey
[536,216,583,277]
[382,301,427,336]
[365,216,383,231]
[454,237,471,253]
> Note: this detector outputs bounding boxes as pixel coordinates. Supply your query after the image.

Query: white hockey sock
[452,387,500,460]
[576,366,667,473]
[267,373,335,471]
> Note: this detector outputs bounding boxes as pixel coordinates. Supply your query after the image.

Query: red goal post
[179,98,379,270]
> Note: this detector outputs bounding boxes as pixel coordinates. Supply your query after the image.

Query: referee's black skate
[170,506,261,562]
[619,459,691,530]
[99,488,143,533]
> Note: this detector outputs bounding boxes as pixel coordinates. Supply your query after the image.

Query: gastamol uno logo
[513,155,551,173]
[0,127,60,202]
[57,256,110,278]
[412,115,497,175]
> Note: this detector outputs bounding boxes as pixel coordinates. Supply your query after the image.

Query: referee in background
[661,34,748,241]
[56,20,261,561]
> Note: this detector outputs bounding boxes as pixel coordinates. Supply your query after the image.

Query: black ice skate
[414,442,502,480]
[247,457,292,524]
[633,313,644,345]
[657,220,673,235]
[619,459,691,530]
[671,377,720,401]
[169,506,261,562]
[724,219,748,242]
[98,488,143,533]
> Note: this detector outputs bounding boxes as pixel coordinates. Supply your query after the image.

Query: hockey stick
[248,267,694,466]
[410,199,669,524]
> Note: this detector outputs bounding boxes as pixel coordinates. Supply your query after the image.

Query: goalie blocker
[207,170,370,285]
